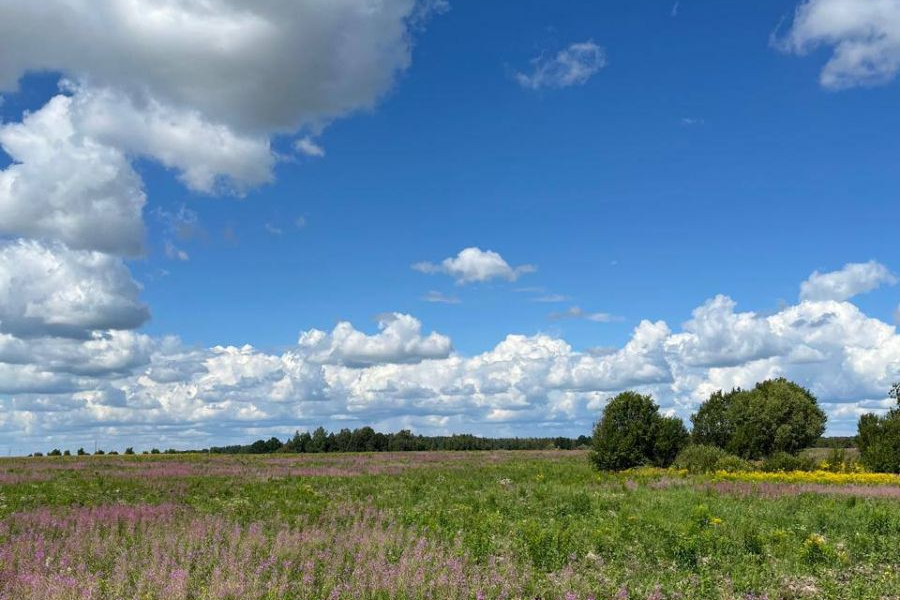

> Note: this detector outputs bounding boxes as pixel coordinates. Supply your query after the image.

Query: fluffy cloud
[0,0,440,256]
[0,95,146,256]
[0,0,431,133]
[413,247,536,284]
[516,42,606,90]
[665,295,785,368]
[779,0,900,88]
[68,85,274,193]
[298,313,452,367]
[799,261,896,301]
[0,331,154,378]
[0,240,149,339]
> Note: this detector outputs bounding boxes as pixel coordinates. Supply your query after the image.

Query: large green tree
[857,383,900,473]
[591,391,689,471]
[690,378,826,459]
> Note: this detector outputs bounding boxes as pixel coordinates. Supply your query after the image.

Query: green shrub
[674,445,729,473]
[673,445,753,473]
[713,454,754,473]
[857,384,900,473]
[691,378,826,459]
[590,391,689,471]
[653,416,691,467]
[761,452,817,472]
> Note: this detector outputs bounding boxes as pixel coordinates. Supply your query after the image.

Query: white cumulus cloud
[0,0,432,134]
[799,260,897,301]
[413,247,536,284]
[0,95,146,256]
[0,240,149,339]
[297,313,453,367]
[778,0,900,89]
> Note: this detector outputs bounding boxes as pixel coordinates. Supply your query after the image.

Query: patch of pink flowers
[0,503,538,600]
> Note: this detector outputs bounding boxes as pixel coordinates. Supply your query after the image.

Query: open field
[1,451,899,600]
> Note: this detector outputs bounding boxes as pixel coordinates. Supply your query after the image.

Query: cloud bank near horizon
[1,261,897,452]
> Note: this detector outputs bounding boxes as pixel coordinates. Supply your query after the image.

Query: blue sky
[121,0,900,350]
[0,0,898,451]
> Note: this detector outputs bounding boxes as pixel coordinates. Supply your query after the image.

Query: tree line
[209,428,591,454]
[590,378,900,474]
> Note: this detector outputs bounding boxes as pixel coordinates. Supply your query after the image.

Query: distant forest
[209,427,593,454]
[30,428,857,457]
[203,426,856,455]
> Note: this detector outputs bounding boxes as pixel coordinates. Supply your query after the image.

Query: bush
[713,454,754,473]
[674,445,729,473]
[673,445,753,474]
[691,378,826,459]
[653,416,691,467]
[857,384,900,474]
[761,451,817,472]
[591,391,689,471]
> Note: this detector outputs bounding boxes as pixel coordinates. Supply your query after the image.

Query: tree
[308,427,328,453]
[124,447,135,455]
[857,383,900,473]
[77,447,87,456]
[690,378,826,459]
[653,416,690,467]
[591,391,689,471]
[691,389,737,449]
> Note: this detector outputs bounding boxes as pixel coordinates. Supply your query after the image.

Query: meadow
[1,451,898,600]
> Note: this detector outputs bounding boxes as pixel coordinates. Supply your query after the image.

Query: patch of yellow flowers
[711,469,900,486]
[620,466,900,486]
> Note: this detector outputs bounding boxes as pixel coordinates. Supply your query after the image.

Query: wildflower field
[0,452,898,600]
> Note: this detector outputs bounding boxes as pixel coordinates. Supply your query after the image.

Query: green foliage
[857,385,900,473]
[714,453,754,473]
[674,444,728,473]
[591,391,689,471]
[674,444,753,474]
[761,452,817,472]
[691,390,735,449]
[219,427,587,454]
[691,378,826,459]
[653,416,691,467]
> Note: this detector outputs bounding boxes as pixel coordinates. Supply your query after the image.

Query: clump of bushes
[857,383,900,473]
[673,444,753,474]
[691,378,826,460]
[761,451,817,473]
[590,391,689,471]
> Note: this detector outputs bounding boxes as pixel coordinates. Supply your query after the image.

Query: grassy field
[1,451,898,600]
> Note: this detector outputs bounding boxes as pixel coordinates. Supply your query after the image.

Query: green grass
[1,451,898,599]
